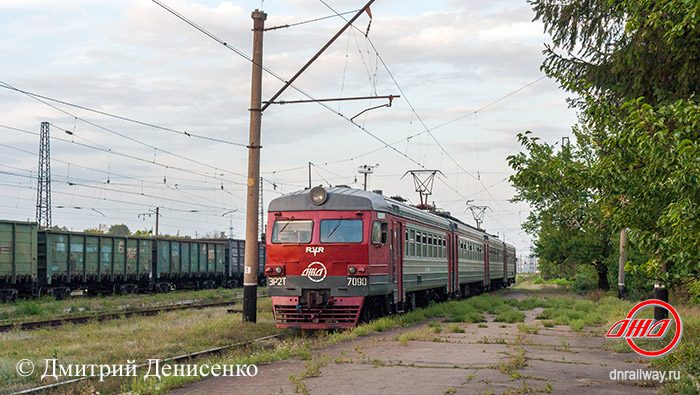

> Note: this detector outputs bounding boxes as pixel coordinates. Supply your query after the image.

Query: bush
[572,265,597,293]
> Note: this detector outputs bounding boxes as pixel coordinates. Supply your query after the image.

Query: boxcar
[265,186,516,329]
[0,221,38,301]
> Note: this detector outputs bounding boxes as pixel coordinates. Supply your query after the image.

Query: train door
[483,236,490,290]
[448,231,457,297]
[392,220,403,309]
[503,244,508,283]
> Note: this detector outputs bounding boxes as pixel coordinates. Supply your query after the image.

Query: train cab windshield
[320,219,363,243]
[271,220,313,243]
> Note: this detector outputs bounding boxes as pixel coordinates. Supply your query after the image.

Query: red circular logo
[624,299,683,357]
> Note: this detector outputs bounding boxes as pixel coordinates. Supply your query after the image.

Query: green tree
[107,224,131,237]
[508,131,614,289]
[133,229,153,237]
[526,0,700,292]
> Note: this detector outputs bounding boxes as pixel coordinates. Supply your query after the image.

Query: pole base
[653,287,669,320]
[243,285,258,323]
[617,285,625,299]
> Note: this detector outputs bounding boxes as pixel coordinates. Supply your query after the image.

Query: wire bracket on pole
[264,94,398,106]
[351,95,397,123]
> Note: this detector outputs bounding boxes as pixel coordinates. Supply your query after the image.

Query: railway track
[10,334,282,395]
[0,299,244,332]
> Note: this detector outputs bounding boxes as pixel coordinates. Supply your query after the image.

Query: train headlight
[348,266,357,275]
[309,186,328,205]
[275,266,283,275]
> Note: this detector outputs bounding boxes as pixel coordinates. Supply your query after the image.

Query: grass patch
[1,297,277,393]
[517,323,539,335]
[397,328,438,345]
[498,346,527,379]
[0,288,247,323]
[446,324,465,333]
[494,307,525,323]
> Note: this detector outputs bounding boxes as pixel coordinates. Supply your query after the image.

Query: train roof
[268,186,515,248]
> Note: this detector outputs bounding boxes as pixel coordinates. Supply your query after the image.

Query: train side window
[371,221,381,245]
[371,221,388,245]
[405,231,409,255]
[409,230,416,256]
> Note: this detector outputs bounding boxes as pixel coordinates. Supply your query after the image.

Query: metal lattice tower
[36,122,52,228]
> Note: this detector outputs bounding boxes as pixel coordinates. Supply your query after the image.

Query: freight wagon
[0,220,265,300]
[153,238,226,292]
[0,221,38,302]
[39,230,153,297]
[220,238,266,288]
[265,186,517,329]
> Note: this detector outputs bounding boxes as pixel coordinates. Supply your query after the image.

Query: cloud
[0,0,578,252]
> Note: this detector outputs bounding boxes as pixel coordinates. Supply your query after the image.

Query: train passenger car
[265,186,516,329]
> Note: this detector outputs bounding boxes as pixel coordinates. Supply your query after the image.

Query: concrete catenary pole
[617,228,627,299]
[155,207,160,237]
[243,9,266,323]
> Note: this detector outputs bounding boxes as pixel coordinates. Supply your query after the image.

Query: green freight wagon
[39,230,152,296]
[153,238,226,291]
[0,220,38,301]
[224,239,266,287]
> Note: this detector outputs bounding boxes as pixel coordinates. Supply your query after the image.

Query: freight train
[0,220,265,302]
[265,186,516,329]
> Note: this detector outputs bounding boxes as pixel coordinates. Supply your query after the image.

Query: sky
[0,0,577,256]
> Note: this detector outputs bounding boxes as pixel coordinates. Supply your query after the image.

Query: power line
[152,0,430,171]
[0,81,246,147]
[1,124,243,186]
[0,168,238,212]
[320,1,532,223]
[0,81,247,178]
[0,140,245,196]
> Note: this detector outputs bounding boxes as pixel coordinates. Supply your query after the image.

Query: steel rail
[0,299,248,332]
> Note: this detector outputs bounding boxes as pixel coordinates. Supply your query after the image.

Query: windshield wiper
[278,221,292,235]
[326,221,343,239]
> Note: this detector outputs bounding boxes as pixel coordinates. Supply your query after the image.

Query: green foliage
[594,99,700,288]
[133,229,153,237]
[572,265,597,293]
[83,228,105,234]
[530,0,700,106]
[508,132,614,290]
[107,224,131,237]
[523,0,700,291]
